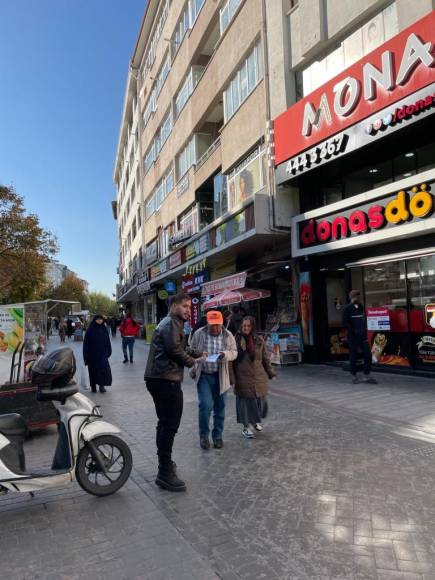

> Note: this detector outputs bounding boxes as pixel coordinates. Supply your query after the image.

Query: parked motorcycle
[0,348,132,497]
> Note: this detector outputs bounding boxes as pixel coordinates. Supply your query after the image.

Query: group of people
[144,293,276,493]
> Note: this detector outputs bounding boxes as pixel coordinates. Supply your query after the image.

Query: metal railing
[194,136,221,172]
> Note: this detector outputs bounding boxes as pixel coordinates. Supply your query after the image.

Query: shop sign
[201,271,247,297]
[274,11,435,166]
[189,295,201,329]
[158,290,169,300]
[182,269,209,294]
[137,280,151,295]
[367,308,391,331]
[416,335,435,364]
[185,258,207,276]
[292,182,435,256]
[276,83,435,183]
[169,250,182,269]
[425,304,435,328]
[150,259,168,280]
[164,280,177,294]
[145,241,158,264]
[169,230,191,248]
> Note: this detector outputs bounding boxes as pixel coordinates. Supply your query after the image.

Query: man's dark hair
[169,292,191,307]
[232,305,240,314]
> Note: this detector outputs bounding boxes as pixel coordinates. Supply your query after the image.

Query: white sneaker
[254,423,263,432]
[242,427,254,438]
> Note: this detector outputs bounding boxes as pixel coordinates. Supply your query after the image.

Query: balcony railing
[195,136,221,172]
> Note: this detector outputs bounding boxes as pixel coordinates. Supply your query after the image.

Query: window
[143,88,157,128]
[141,0,170,78]
[179,205,199,236]
[223,43,263,122]
[213,172,228,220]
[296,3,398,98]
[226,145,266,208]
[156,53,170,96]
[189,0,205,26]
[175,66,204,118]
[176,137,196,179]
[144,143,156,174]
[220,0,242,35]
[160,111,172,148]
[145,194,155,219]
[132,218,137,240]
[157,167,174,210]
[173,4,190,54]
[137,207,142,229]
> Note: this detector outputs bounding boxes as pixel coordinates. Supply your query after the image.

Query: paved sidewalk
[2,336,435,579]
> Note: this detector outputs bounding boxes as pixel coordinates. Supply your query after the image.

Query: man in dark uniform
[145,293,203,492]
[343,289,378,385]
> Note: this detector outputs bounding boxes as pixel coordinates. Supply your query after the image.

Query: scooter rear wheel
[76,434,132,496]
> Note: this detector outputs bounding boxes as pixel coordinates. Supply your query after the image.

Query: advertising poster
[424,304,435,328]
[299,272,314,345]
[415,334,435,365]
[0,306,24,383]
[367,308,391,331]
[368,331,412,367]
[189,295,201,330]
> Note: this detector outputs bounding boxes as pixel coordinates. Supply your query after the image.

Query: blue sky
[0,0,146,295]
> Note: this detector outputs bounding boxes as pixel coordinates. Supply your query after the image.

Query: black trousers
[146,379,183,467]
[348,335,372,376]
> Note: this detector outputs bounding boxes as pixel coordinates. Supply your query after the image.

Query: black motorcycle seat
[0,413,27,437]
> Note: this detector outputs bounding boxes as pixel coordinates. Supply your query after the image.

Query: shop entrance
[323,271,349,361]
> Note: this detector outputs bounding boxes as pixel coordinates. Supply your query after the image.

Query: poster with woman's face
[230,156,263,206]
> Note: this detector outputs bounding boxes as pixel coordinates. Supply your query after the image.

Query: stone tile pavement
[2,335,435,579]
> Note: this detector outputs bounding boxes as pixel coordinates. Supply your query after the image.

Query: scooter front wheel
[76,434,132,496]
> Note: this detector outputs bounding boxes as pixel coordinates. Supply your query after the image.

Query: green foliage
[0,185,58,304]
[87,292,119,317]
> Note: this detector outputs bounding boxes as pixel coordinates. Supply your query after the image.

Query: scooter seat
[0,414,27,437]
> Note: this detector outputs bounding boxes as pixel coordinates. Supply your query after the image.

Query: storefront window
[363,262,412,368]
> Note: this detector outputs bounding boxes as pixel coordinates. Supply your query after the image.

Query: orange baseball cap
[206,310,223,325]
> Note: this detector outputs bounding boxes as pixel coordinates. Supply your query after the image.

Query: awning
[203,288,271,310]
[346,247,435,268]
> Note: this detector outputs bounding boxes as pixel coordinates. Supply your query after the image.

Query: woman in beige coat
[233,316,276,438]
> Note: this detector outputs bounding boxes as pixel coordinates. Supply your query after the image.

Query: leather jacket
[145,314,197,382]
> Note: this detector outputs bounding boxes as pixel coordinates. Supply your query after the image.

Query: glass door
[325,272,349,360]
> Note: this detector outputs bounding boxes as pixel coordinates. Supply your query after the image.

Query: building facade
[273,1,435,373]
[113,0,298,340]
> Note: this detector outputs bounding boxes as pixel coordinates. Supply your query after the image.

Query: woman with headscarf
[83,314,112,393]
[233,316,276,438]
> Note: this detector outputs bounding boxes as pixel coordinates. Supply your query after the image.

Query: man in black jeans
[145,293,203,492]
[343,289,378,385]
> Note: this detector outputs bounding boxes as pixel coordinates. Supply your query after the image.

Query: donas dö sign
[293,182,434,256]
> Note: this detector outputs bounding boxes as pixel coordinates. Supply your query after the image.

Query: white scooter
[0,348,132,497]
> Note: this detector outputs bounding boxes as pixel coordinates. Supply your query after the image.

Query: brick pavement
[2,336,435,579]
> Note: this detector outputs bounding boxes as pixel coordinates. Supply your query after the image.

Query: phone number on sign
[285,134,349,175]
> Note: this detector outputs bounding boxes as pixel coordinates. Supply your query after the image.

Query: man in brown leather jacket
[145,292,203,492]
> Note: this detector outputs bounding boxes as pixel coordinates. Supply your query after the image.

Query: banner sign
[201,271,247,297]
[274,11,435,165]
[367,307,391,331]
[182,269,209,294]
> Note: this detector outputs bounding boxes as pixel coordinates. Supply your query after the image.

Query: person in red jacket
[120,313,140,364]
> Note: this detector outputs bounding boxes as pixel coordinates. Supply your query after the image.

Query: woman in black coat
[83,314,112,393]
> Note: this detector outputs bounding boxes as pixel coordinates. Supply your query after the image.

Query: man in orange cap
[190,310,237,450]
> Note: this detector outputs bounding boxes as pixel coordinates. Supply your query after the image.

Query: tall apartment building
[113,0,296,335]
[272,1,435,374]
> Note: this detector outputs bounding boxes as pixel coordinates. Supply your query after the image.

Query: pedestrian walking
[110,316,117,337]
[144,293,203,492]
[190,310,237,450]
[58,319,66,343]
[343,289,378,385]
[233,316,276,438]
[83,314,112,394]
[120,313,140,363]
[66,318,73,340]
